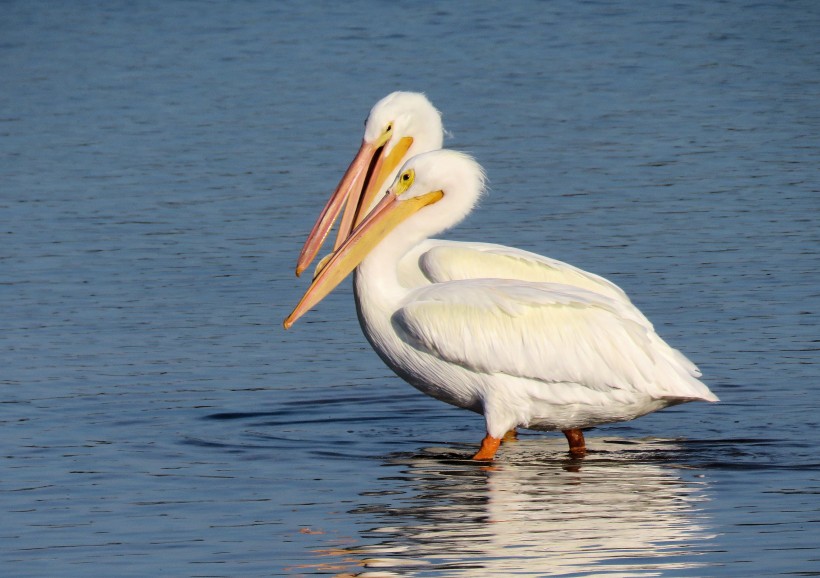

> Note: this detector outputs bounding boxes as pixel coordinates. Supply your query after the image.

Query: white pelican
[297,91,654,325]
[296,91,443,276]
[285,150,718,460]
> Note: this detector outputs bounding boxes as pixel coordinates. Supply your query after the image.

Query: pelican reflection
[317,437,715,576]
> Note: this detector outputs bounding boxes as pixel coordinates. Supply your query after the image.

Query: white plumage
[296,92,643,317]
[286,149,717,459]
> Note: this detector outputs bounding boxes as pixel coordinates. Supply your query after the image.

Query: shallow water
[2,1,819,576]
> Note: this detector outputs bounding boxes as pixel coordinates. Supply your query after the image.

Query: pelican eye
[375,122,394,147]
[396,168,415,193]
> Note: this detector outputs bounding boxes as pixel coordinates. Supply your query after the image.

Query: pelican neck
[354,228,413,310]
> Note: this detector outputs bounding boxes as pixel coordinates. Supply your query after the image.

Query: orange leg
[562,429,586,457]
[502,428,518,442]
[472,434,502,460]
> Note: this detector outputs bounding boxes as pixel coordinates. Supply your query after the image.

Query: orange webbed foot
[471,434,502,460]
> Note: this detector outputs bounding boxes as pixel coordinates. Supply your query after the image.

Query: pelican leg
[562,429,586,457]
[502,428,518,442]
[472,434,502,460]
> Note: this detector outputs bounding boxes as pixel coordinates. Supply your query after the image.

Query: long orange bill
[284,188,444,329]
[296,136,416,278]
[295,140,379,277]
[352,136,413,229]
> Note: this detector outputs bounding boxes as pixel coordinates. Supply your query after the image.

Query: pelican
[296,91,443,277]
[292,92,697,456]
[297,91,654,330]
[285,150,718,460]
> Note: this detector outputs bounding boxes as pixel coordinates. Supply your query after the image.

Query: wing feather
[393,279,714,401]
[414,240,634,306]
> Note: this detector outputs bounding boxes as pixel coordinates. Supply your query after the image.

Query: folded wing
[393,279,715,401]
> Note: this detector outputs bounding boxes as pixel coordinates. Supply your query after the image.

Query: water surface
[2,1,819,576]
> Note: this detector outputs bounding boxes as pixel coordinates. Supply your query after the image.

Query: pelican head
[363,92,444,161]
[285,149,485,329]
[295,92,444,277]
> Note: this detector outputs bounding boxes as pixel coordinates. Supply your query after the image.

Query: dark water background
[2,1,819,576]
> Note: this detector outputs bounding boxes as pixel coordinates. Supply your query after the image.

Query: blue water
[2,1,819,576]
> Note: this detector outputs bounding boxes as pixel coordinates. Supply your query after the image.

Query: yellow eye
[396,169,415,193]
[375,122,394,147]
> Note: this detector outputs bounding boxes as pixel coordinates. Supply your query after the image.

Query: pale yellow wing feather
[416,240,631,302]
[394,279,715,401]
